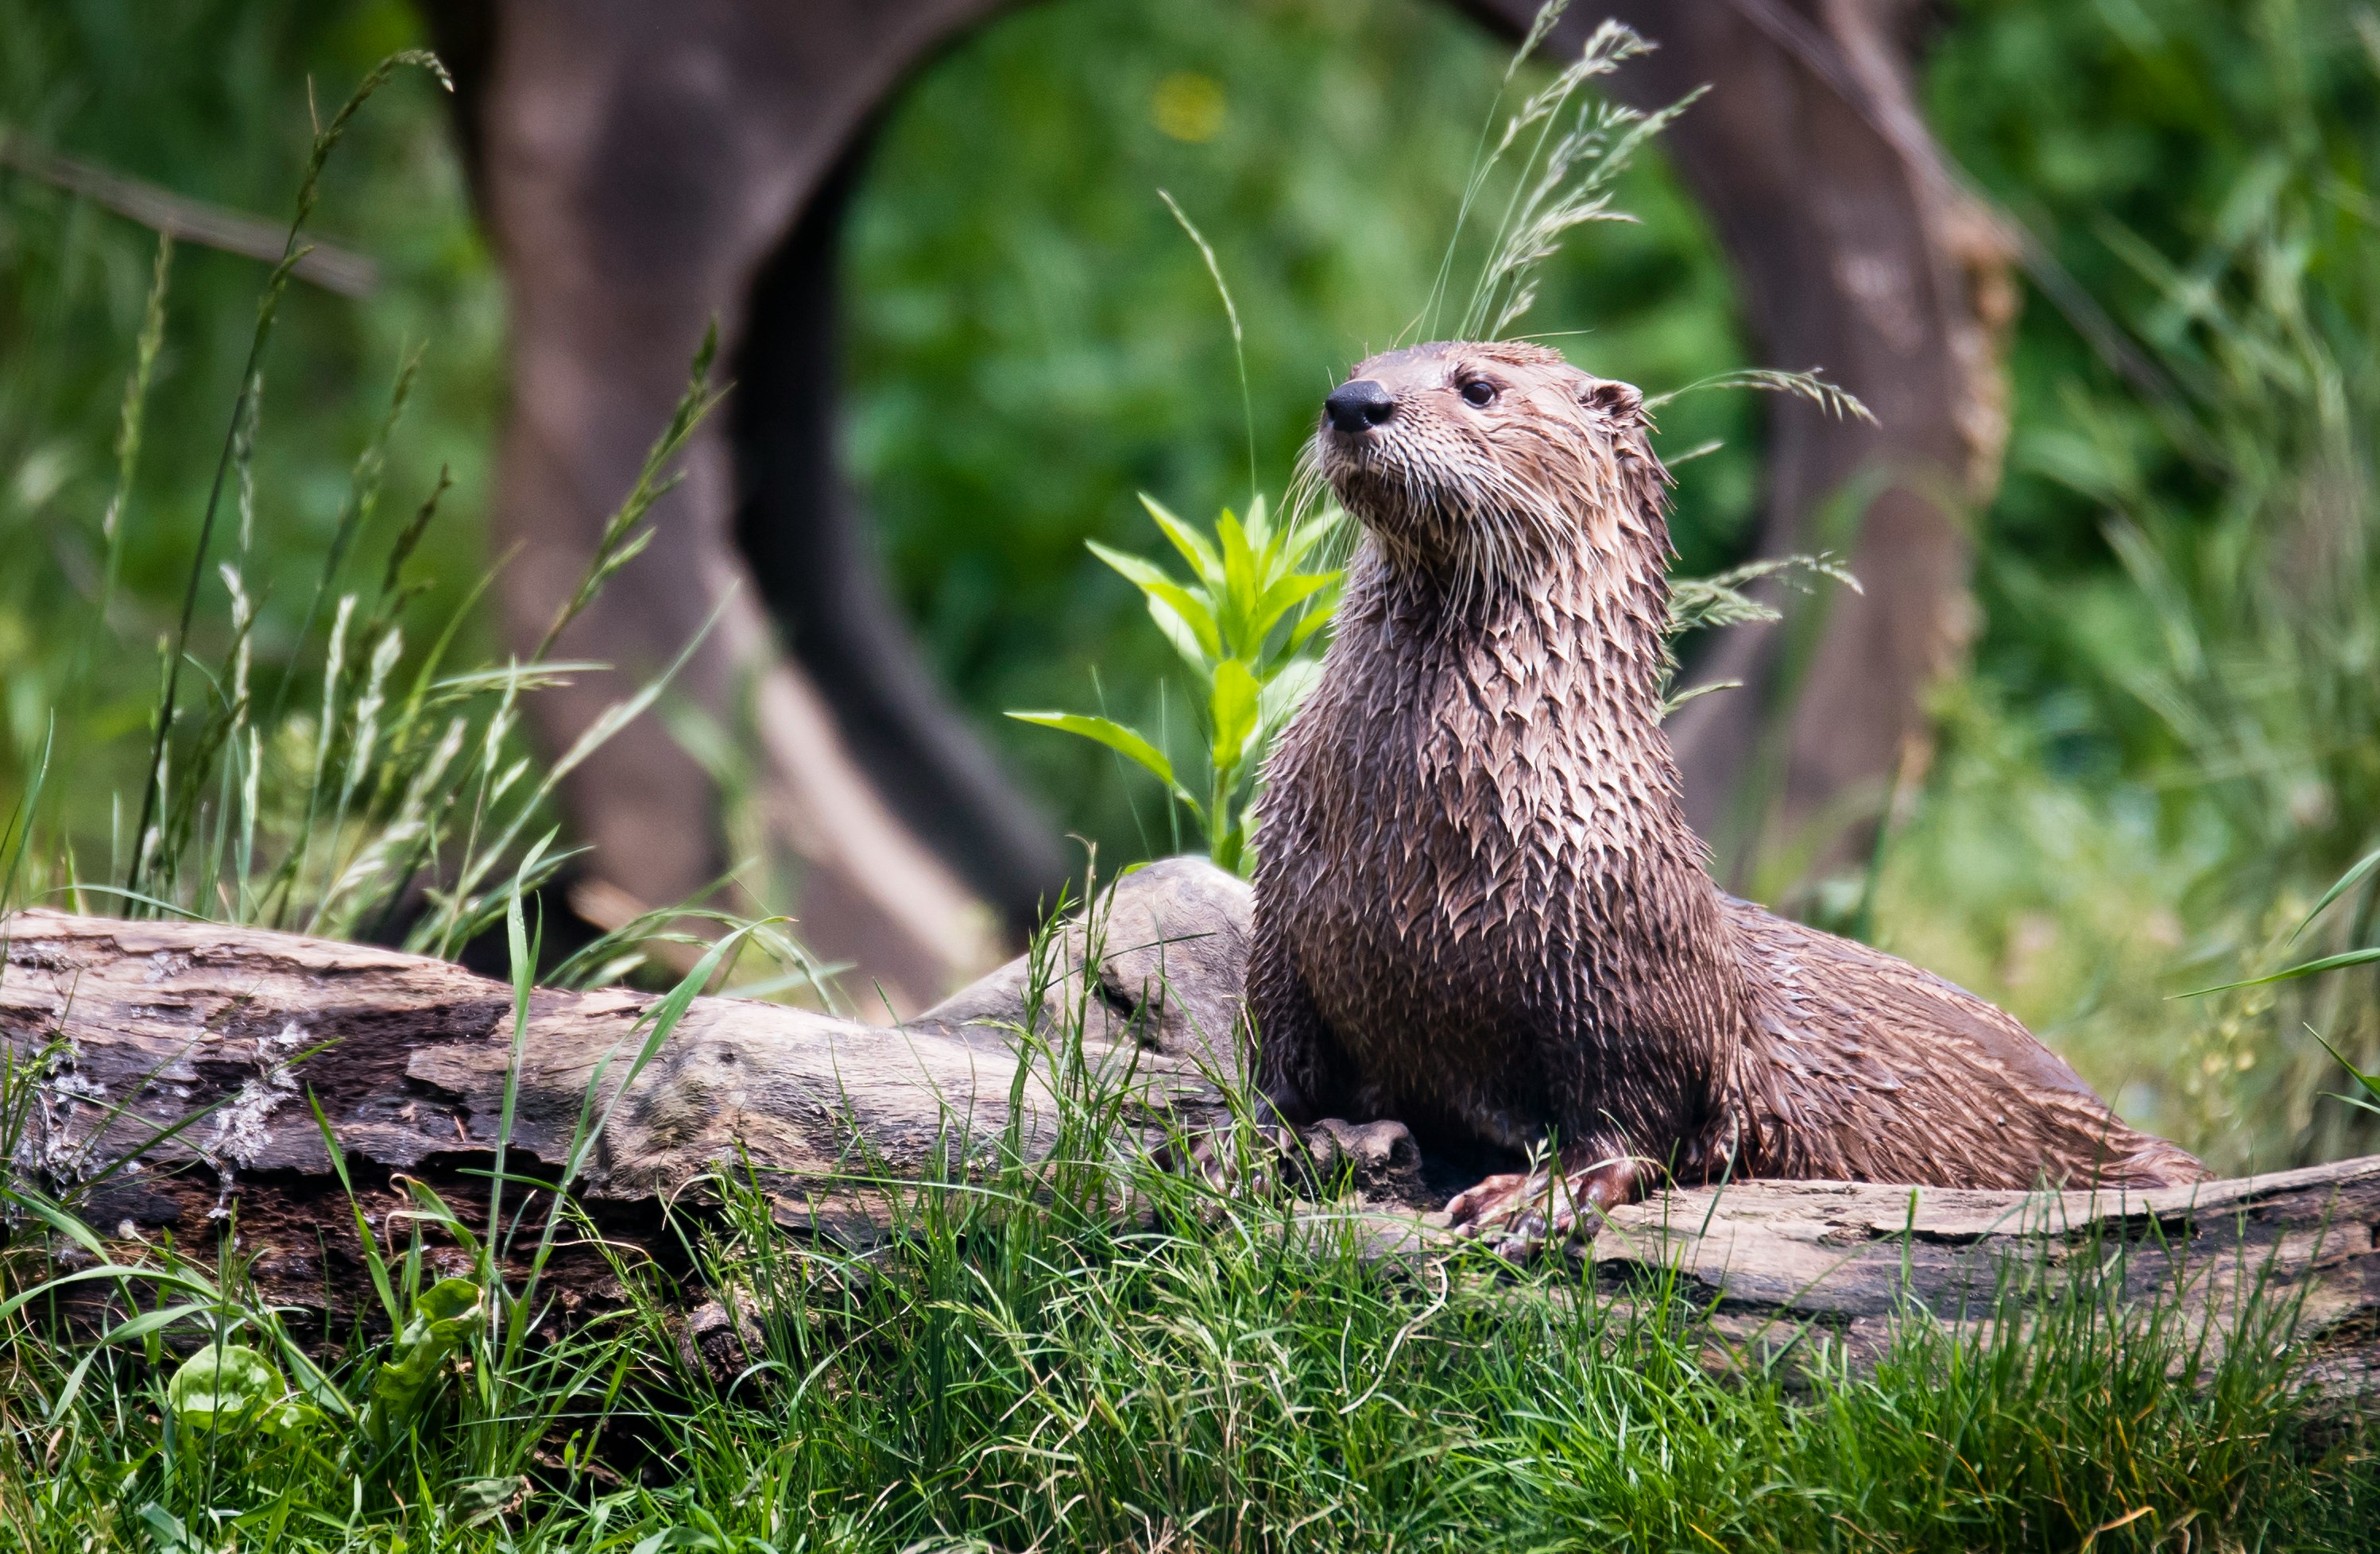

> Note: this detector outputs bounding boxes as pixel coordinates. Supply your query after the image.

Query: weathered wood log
[5,860,2376,1390]
[1347,1163,2380,1396]
[0,860,1246,1316]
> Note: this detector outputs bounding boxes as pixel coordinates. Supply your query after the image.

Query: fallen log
[1344,1163,2380,1396]
[0,860,1247,1316]
[4,860,2375,1390]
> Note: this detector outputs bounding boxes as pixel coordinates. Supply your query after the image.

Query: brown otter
[1248,339,2205,1253]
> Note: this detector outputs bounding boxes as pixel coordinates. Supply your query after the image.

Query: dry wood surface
[4,860,2374,1388]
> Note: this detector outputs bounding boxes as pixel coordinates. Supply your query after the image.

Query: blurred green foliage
[843,0,1759,856]
[1880,0,2380,1168]
[0,0,501,818]
[1933,0,2380,713]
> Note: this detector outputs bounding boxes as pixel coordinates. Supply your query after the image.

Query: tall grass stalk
[129,51,449,900]
[67,233,172,713]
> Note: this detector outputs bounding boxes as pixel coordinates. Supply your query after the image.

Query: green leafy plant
[358,1276,482,1451]
[165,1342,318,1438]
[1010,492,1339,876]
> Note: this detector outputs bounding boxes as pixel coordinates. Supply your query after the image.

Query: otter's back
[1725,898,2207,1189]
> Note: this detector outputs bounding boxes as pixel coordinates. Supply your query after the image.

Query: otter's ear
[1581,378,1643,423]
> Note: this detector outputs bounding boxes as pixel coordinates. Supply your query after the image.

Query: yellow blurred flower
[1151,72,1226,143]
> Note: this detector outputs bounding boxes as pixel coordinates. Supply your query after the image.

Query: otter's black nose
[1324,379,1396,435]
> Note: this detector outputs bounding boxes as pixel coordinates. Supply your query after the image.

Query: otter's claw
[1172,1126,1290,1198]
[1171,1118,1424,1207]
[1444,1154,1642,1261]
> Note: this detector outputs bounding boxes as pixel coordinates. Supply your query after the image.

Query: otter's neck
[1342,532,1718,943]
[1360,532,1678,763]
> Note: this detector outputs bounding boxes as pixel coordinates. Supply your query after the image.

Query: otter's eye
[1459,379,1497,408]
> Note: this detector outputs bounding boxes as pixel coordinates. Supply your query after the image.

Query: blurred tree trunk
[416,0,1050,1013]
[410,0,2015,1007]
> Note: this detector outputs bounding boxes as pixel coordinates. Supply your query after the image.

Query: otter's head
[1314,340,1667,594]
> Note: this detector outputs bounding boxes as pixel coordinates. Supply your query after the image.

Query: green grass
[6,1248,2370,1552]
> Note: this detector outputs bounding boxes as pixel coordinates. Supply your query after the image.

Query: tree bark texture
[6,865,2374,1389]
[412,0,2016,1004]
[1,860,1246,1317]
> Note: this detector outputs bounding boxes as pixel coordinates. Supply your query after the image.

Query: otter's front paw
[1443,1170,1562,1259]
[1166,1127,1281,1197]
[1444,1154,1641,1261]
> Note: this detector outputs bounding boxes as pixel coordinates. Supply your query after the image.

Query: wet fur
[1252,341,2204,1193]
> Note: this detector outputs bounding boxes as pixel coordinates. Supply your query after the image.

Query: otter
[1248,339,2205,1253]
